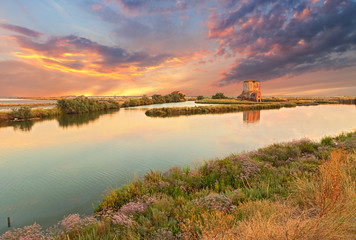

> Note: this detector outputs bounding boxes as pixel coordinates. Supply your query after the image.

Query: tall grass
[179,149,356,240]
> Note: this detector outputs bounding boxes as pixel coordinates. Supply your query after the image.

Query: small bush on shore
[10,106,33,119]
[212,93,228,99]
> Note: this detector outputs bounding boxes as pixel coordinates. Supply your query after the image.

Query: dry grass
[178,206,238,240]
[179,149,356,240]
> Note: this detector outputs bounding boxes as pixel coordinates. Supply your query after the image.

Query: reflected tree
[57,110,118,128]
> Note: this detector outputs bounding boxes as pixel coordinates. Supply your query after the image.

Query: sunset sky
[0,0,355,97]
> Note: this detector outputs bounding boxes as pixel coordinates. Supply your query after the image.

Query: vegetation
[145,102,297,117]
[0,102,57,107]
[197,96,356,105]
[121,92,186,108]
[195,99,269,105]
[212,92,228,99]
[10,106,33,119]
[196,96,204,100]
[6,107,61,121]
[0,97,120,123]
[57,97,120,114]
[2,131,355,239]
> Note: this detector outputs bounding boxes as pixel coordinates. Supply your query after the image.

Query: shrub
[212,93,228,99]
[57,97,120,114]
[11,106,33,119]
[321,136,334,146]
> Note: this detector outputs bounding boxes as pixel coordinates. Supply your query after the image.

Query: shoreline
[2,130,355,239]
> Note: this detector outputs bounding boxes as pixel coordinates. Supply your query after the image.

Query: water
[0,104,355,233]
[0,98,57,104]
[0,98,57,112]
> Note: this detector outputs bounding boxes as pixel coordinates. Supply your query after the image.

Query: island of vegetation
[2,131,355,239]
[121,91,186,107]
[145,93,356,117]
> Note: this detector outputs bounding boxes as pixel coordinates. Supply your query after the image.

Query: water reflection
[0,110,119,132]
[0,104,355,233]
[57,110,118,128]
[0,119,41,132]
[243,111,260,124]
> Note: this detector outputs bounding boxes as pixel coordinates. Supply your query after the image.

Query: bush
[321,136,334,146]
[212,93,228,99]
[11,106,33,119]
[57,97,120,114]
[197,96,204,100]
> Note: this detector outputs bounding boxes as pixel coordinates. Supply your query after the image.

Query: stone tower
[238,80,262,102]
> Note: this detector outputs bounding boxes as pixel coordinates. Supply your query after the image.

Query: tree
[212,93,227,99]
[197,96,204,100]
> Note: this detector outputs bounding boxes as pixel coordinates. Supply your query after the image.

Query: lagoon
[0,104,355,233]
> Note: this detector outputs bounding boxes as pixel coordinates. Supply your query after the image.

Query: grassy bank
[2,131,355,239]
[196,97,356,105]
[121,92,186,108]
[0,98,120,123]
[0,107,61,122]
[145,102,297,117]
[0,102,57,107]
[195,99,272,105]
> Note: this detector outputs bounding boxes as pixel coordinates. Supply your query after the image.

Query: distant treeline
[146,102,297,117]
[57,97,120,114]
[121,92,186,107]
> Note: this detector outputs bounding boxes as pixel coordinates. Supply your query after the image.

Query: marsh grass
[145,102,297,117]
[179,149,356,240]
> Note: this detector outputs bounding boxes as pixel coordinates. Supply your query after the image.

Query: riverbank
[145,102,297,117]
[0,98,120,123]
[146,97,356,117]
[0,108,61,122]
[2,131,355,239]
[0,102,57,107]
[196,97,356,105]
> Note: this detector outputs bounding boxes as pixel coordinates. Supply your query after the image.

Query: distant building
[238,80,262,102]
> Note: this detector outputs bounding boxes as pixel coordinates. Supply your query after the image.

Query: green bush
[122,92,186,108]
[57,97,120,114]
[212,92,228,99]
[11,106,33,119]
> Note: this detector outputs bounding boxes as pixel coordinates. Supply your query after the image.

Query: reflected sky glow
[0,104,355,232]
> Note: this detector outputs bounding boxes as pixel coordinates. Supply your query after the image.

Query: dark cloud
[13,34,173,69]
[0,23,42,37]
[210,0,356,86]
[87,3,207,55]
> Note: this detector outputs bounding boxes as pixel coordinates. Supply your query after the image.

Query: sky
[0,0,355,97]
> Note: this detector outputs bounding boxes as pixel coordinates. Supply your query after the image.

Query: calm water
[0,104,355,233]
[0,98,57,112]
